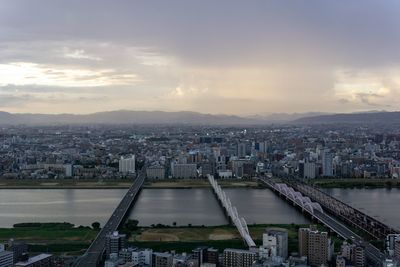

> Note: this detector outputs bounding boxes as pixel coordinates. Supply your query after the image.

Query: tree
[91,222,100,230]
[173,222,177,227]
[124,219,139,232]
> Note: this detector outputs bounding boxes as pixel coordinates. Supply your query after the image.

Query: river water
[0,188,397,229]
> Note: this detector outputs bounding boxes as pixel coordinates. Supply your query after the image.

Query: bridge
[287,178,399,240]
[74,170,146,267]
[259,177,386,267]
[208,175,256,248]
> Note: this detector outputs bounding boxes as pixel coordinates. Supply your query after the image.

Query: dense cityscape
[2,0,400,266]
[0,124,399,266]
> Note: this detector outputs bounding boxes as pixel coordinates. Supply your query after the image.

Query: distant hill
[248,112,330,122]
[0,110,264,125]
[292,111,400,124]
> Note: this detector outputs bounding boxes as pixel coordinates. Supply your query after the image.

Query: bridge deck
[75,172,145,267]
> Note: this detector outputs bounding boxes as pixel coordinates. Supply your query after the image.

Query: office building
[0,251,13,267]
[152,252,173,267]
[223,249,257,267]
[119,156,136,174]
[106,231,126,257]
[14,254,53,267]
[170,163,197,178]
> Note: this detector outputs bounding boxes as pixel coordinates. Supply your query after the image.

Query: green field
[0,223,98,243]
[144,179,262,189]
[309,178,400,188]
[0,222,345,254]
[0,178,134,189]
[0,178,263,189]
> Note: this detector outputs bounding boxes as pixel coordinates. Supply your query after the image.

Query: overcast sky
[0,0,399,115]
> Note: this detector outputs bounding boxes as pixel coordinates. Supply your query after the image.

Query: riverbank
[0,223,310,254]
[309,178,400,188]
[0,178,264,189]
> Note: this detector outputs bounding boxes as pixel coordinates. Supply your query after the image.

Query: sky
[0,0,400,115]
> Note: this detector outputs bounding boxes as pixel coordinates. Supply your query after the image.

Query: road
[74,171,146,267]
[314,210,385,266]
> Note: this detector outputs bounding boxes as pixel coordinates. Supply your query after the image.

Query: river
[0,188,397,229]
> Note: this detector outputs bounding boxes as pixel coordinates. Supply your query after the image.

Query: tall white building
[119,156,135,174]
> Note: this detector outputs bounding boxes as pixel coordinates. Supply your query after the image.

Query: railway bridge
[259,177,386,267]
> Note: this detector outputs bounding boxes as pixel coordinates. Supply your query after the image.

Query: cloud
[0,62,139,87]
[62,48,102,61]
[0,1,399,114]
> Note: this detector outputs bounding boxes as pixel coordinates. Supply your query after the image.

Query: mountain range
[0,110,398,125]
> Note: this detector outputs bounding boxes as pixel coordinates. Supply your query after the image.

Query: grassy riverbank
[0,178,263,189]
[309,178,400,188]
[0,223,318,254]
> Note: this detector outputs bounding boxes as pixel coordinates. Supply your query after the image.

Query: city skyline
[1,0,400,115]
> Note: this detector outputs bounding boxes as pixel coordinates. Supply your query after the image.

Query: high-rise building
[298,228,310,257]
[105,231,126,257]
[299,226,331,267]
[237,143,247,158]
[119,156,136,174]
[0,251,13,267]
[262,229,288,259]
[308,230,331,267]
[354,245,366,267]
[152,252,173,267]
[223,249,257,267]
[322,149,333,177]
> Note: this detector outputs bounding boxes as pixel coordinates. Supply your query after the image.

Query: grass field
[0,178,134,189]
[145,179,261,189]
[0,178,263,189]
[0,222,346,254]
[309,178,400,188]
[0,223,98,244]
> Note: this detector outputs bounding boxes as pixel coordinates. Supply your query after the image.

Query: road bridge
[208,175,256,248]
[74,170,146,267]
[259,177,386,267]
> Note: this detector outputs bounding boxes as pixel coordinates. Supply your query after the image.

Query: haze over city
[1,0,400,115]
